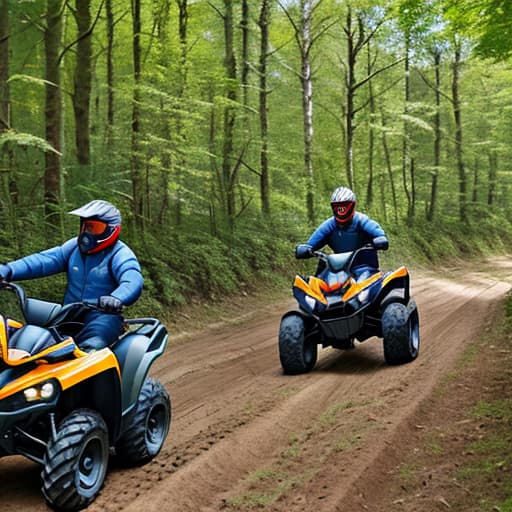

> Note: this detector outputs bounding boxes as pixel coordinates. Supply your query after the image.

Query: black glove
[372,236,389,251]
[98,295,123,313]
[295,244,314,259]
[0,264,12,282]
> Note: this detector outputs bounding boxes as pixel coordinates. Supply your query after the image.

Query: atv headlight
[358,289,369,303]
[23,379,59,402]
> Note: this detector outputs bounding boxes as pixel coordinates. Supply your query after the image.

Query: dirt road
[1,257,511,512]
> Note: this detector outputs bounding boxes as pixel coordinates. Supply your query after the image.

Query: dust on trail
[0,256,510,512]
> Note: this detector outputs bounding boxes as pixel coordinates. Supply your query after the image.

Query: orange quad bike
[278,246,420,374]
[0,281,171,511]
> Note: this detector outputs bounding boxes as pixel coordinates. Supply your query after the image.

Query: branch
[239,158,261,177]
[310,18,338,48]
[208,1,225,20]
[57,0,105,66]
[277,0,302,51]
[359,17,385,51]
[353,58,404,92]
[416,68,454,105]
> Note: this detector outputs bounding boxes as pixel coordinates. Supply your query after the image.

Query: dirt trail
[0,257,510,512]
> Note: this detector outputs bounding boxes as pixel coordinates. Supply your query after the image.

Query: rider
[295,186,388,280]
[0,200,144,351]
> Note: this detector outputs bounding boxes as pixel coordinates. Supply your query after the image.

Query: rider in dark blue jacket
[296,186,388,279]
[0,200,144,351]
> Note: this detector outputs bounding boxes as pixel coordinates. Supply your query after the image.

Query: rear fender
[113,322,168,418]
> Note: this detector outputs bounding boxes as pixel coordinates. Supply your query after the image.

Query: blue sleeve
[355,213,386,238]
[306,218,337,251]
[109,245,144,306]
[5,239,76,281]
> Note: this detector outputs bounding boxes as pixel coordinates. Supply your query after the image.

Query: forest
[0,0,511,313]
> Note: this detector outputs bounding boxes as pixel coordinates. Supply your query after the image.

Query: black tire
[42,409,109,512]
[279,314,318,375]
[116,378,170,465]
[382,300,420,365]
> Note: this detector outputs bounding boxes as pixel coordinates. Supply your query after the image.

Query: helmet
[330,186,356,225]
[69,200,121,254]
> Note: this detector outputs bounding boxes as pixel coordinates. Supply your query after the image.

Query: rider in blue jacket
[296,186,388,279]
[0,200,144,351]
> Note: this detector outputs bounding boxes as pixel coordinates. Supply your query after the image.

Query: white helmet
[330,186,356,225]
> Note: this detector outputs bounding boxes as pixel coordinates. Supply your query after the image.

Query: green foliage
[0,130,60,154]
[2,0,512,318]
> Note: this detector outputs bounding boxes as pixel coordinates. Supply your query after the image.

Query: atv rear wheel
[42,409,109,512]
[382,301,420,365]
[279,314,318,375]
[115,378,170,465]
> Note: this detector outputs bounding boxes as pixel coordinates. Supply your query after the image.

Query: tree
[280,0,332,225]
[71,0,93,165]
[44,0,63,227]
[339,3,398,194]
[105,0,114,149]
[131,0,144,228]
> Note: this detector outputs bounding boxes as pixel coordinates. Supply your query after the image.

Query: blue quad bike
[278,246,420,374]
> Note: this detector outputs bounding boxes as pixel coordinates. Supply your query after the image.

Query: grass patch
[223,470,308,509]
[334,434,360,453]
[398,462,421,486]
[318,401,356,428]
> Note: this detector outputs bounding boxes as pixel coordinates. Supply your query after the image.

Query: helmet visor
[331,201,355,223]
[81,219,108,235]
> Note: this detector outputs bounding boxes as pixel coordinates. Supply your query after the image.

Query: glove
[98,295,123,313]
[372,236,389,251]
[0,264,12,282]
[295,244,314,259]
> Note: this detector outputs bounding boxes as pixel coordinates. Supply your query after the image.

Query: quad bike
[0,281,171,511]
[278,246,420,374]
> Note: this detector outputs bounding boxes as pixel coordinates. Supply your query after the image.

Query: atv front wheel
[115,378,170,465]
[382,301,420,365]
[279,314,318,375]
[42,409,109,512]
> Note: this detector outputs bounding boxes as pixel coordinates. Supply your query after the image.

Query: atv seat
[7,324,77,364]
[9,325,56,356]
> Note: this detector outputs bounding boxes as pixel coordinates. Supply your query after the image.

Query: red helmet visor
[81,220,108,235]
[331,201,355,224]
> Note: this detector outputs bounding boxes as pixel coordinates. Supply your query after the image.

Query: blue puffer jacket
[306,212,386,253]
[1,238,143,306]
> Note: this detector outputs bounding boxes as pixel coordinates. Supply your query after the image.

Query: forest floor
[0,256,511,512]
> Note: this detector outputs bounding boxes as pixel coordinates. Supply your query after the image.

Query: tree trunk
[344,7,356,191]
[380,109,398,223]
[258,0,270,216]
[222,0,237,230]
[402,33,412,221]
[155,0,172,226]
[174,0,189,227]
[73,0,92,165]
[472,156,479,203]
[241,0,250,110]
[427,50,441,222]
[487,149,497,205]
[105,0,114,149]
[0,0,9,134]
[44,0,63,226]
[131,0,144,228]
[366,41,375,208]
[300,0,314,225]
[451,41,467,222]
[0,0,16,227]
